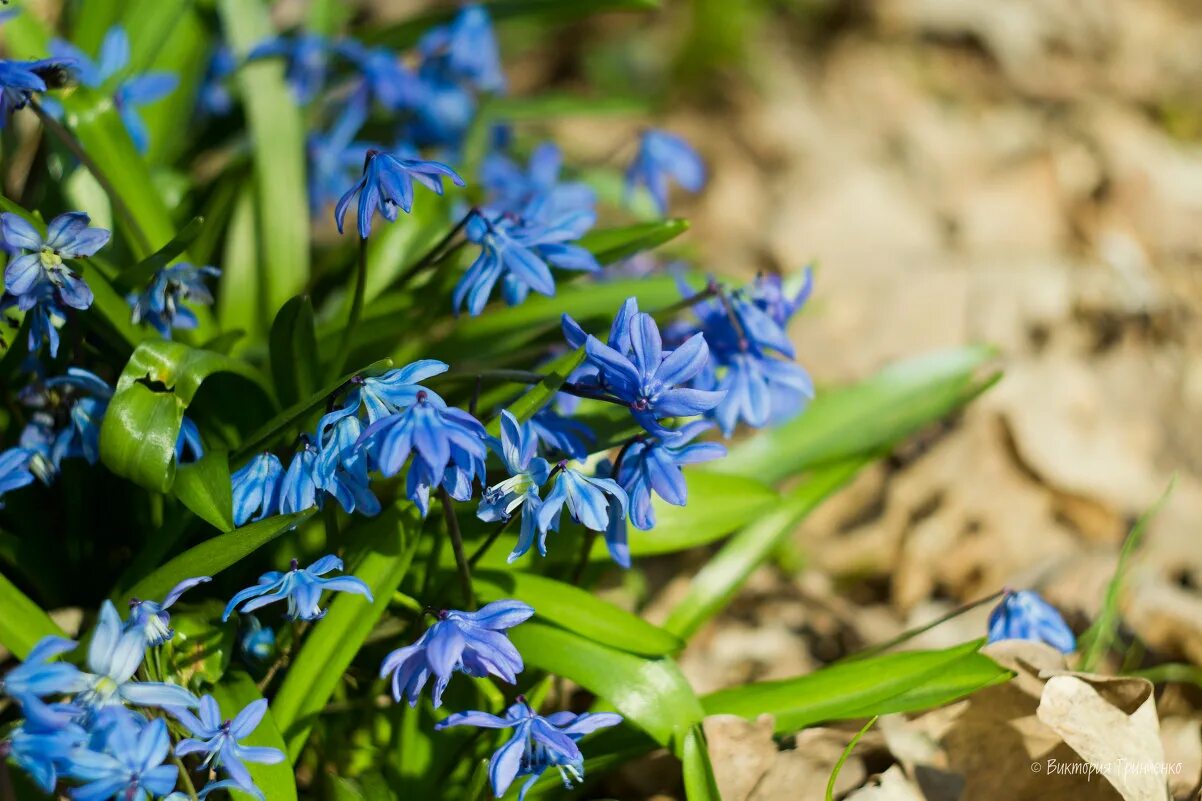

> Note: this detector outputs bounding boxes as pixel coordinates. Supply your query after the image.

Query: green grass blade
[0,572,67,658]
[826,718,878,801]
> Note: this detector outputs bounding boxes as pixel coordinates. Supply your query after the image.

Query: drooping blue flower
[617,421,725,531]
[335,149,464,239]
[238,616,275,664]
[1,285,68,356]
[128,262,220,338]
[278,436,321,515]
[50,26,178,152]
[987,590,1076,653]
[336,40,424,111]
[418,4,505,94]
[3,696,87,793]
[520,465,628,564]
[313,406,380,517]
[581,309,724,435]
[0,56,75,127]
[198,46,236,117]
[2,211,108,311]
[231,452,284,527]
[435,699,622,801]
[307,93,372,212]
[379,600,533,708]
[75,601,198,710]
[0,635,82,701]
[340,360,450,424]
[170,695,285,799]
[478,411,550,556]
[65,713,179,801]
[625,129,705,215]
[126,576,211,647]
[247,32,329,103]
[0,445,35,507]
[176,416,204,464]
[222,555,373,622]
[19,368,113,474]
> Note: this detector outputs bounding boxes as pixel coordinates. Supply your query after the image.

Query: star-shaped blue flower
[2,212,108,312]
[222,555,373,622]
[0,56,75,127]
[170,695,285,800]
[617,421,725,531]
[625,129,705,214]
[126,576,211,647]
[478,411,550,558]
[335,149,464,239]
[64,712,179,801]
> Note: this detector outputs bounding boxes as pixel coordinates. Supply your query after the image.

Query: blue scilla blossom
[625,129,705,215]
[66,713,178,801]
[987,590,1076,653]
[75,601,198,710]
[617,421,726,531]
[0,446,35,506]
[50,26,178,152]
[418,4,505,94]
[529,408,593,460]
[481,142,595,219]
[128,262,220,338]
[335,148,465,239]
[436,699,622,801]
[222,555,373,622]
[379,600,533,708]
[336,40,424,111]
[278,436,321,515]
[407,69,476,148]
[406,431,487,518]
[238,616,275,664]
[19,368,113,473]
[231,452,284,526]
[0,635,82,700]
[478,411,550,554]
[248,32,329,104]
[519,465,627,564]
[198,46,236,116]
[308,94,372,212]
[126,576,211,647]
[2,285,69,356]
[0,56,75,127]
[176,416,204,464]
[312,407,380,517]
[750,269,813,330]
[171,695,285,799]
[340,359,449,424]
[3,696,87,793]
[2,211,108,311]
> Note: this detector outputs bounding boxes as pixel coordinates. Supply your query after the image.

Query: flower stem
[656,281,721,317]
[841,588,1007,663]
[393,210,474,290]
[170,752,200,801]
[331,236,369,379]
[467,516,515,569]
[569,529,597,586]
[257,619,308,691]
[28,99,152,256]
[439,487,475,610]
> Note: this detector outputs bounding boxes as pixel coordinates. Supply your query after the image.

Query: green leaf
[0,572,66,659]
[118,510,315,605]
[99,340,271,492]
[165,601,235,689]
[217,0,310,324]
[483,349,586,437]
[836,652,1013,719]
[173,449,235,531]
[120,216,205,289]
[578,219,689,265]
[364,195,455,304]
[211,672,298,801]
[681,724,721,801]
[232,358,393,463]
[1078,477,1176,671]
[217,182,260,336]
[716,346,999,483]
[508,621,704,752]
[701,640,1001,734]
[663,459,867,640]
[474,569,683,657]
[271,508,420,762]
[270,295,322,408]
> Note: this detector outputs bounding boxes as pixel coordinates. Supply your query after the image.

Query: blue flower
[75,601,198,710]
[19,368,113,475]
[335,149,464,239]
[749,270,813,330]
[418,4,505,94]
[582,308,724,435]
[222,555,373,622]
[617,421,725,531]
[478,411,550,555]
[4,696,87,793]
[1,285,69,356]
[231,452,284,527]
[481,142,595,219]
[176,416,204,464]
[248,32,329,103]
[126,576,211,647]
[336,40,424,111]
[198,46,236,116]
[987,590,1076,653]
[0,635,82,701]
[2,212,108,311]
[435,699,621,801]
[521,465,627,563]
[278,436,321,515]
[65,713,179,801]
[170,695,285,799]
[308,94,372,212]
[0,446,35,506]
[128,262,220,338]
[238,616,275,664]
[528,408,593,460]
[625,129,705,215]
[313,407,380,517]
[341,360,450,424]
[379,600,533,708]
[0,57,75,127]
[50,26,178,152]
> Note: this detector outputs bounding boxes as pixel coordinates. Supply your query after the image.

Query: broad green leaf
[99,340,271,492]
[272,508,420,761]
[508,621,704,752]
[578,219,689,265]
[270,295,322,408]
[217,0,310,323]
[681,724,721,801]
[211,672,298,801]
[835,652,1013,719]
[232,358,393,463]
[717,346,1000,483]
[663,459,867,640]
[119,511,315,605]
[701,640,999,734]
[173,449,235,531]
[165,601,235,690]
[0,572,66,659]
[474,569,683,657]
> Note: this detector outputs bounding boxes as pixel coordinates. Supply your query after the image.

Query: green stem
[393,211,473,291]
[28,99,152,256]
[331,236,369,379]
[439,487,475,610]
[170,752,200,801]
[841,589,1006,663]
